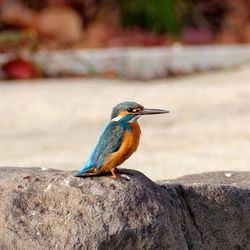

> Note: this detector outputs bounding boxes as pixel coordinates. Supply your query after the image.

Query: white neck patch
[111,115,140,122]
[111,115,122,121]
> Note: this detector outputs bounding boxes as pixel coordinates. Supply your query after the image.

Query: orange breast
[102,122,141,172]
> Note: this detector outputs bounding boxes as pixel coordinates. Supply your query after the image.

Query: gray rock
[163,171,250,250]
[0,167,249,250]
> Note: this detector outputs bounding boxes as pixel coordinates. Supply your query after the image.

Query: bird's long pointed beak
[137,108,170,115]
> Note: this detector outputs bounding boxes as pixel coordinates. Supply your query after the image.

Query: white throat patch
[111,115,122,121]
[111,115,140,122]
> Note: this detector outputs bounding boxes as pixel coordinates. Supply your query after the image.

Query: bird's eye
[127,108,140,113]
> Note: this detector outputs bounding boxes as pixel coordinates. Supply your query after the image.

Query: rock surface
[0,167,249,250]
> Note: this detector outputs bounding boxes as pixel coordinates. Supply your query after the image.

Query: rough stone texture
[0,167,249,250]
[162,172,250,250]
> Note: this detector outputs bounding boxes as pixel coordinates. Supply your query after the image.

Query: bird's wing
[75,122,124,176]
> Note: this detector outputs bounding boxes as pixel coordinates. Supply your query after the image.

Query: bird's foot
[110,168,123,180]
[111,174,123,180]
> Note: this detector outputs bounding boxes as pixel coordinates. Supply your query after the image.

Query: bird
[74,101,169,179]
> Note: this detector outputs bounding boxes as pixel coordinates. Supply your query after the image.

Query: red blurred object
[2,58,39,80]
[181,27,214,44]
[108,28,171,47]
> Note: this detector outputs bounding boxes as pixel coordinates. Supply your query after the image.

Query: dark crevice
[178,185,203,247]
[159,184,200,249]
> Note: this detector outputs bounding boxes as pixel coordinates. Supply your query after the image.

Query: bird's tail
[74,170,83,177]
[74,166,96,177]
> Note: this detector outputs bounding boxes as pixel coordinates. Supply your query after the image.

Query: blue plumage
[74,121,125,176]
[75,101,169,179]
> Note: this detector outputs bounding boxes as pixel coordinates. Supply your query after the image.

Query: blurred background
[0,0,250,180]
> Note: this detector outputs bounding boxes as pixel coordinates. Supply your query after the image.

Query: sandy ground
[1,66,250,180]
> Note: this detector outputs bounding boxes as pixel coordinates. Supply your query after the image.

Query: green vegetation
[117,0,187,36]
[0,31,40,53]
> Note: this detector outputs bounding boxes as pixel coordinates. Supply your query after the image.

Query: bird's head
[111,101,169,122]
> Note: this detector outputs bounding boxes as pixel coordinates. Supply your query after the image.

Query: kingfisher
[74,101,169,179]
